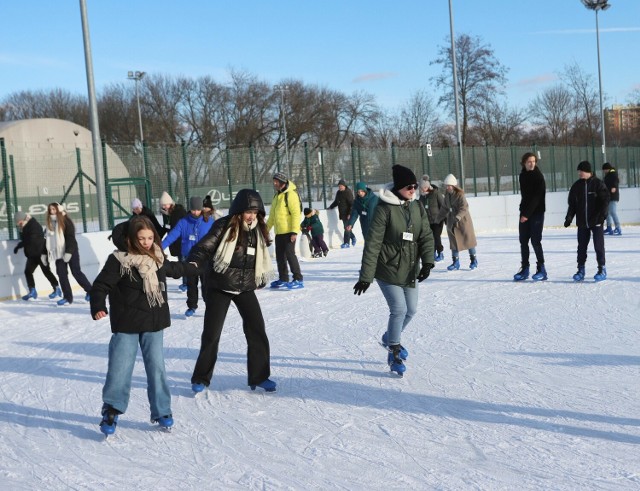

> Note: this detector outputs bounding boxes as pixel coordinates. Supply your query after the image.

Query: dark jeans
[311,234,329,254]
[25,256,58,290]
[577,225,605,268]
[341,219,355,245]
[191,289,270,387]
[274,234,303,282]
[55,250,92,303]
[430,222,444,253]
[519,212,545,267]
[186,272,206,310]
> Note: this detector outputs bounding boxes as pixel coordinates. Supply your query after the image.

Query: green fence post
[550,144,557,192]
[225,148,233,208]
[304,142,312,207]
[494,146,500,195]
[75,147,88,232]
[510,143,517,194]
[447,146,452,175]
[591,139,596,166]
[181,140,189,203]
[320,147,327,209]
[350,142,357,187]
[10,156,18,222]
[485,143,491,196]
[0,138,14,239]
[357,146,363,182]
[471,146,478,196]
[420,145,426,176]
[165,145,173,197]
[426,147,432,178]
[391,142,397,166]
[249,142,257,190]
[142,141,152,200]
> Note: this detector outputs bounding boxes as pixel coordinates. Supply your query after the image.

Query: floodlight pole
[274,85,291,177]
[449,0,465,189]
[127,71,146,142]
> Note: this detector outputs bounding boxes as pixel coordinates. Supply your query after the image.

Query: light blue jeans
[102,330,171,420]
[377,279,419,346]
[606,201,620,229]
[451,247,477,259]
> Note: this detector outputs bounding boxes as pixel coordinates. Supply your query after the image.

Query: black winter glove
[417,263,434,282]
[353,281,370,295]
[564,218,572,228]
[13,245,20,254]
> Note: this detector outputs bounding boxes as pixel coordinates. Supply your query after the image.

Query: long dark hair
[225,213,271,248]
[126,216,163,263]
[521,152,538,168]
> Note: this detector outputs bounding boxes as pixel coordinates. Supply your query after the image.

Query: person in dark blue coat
[188,189,277,393]
[346,181,379,241]
[564,161,610,282]
[162,196,214,316]
[90,215,198,435]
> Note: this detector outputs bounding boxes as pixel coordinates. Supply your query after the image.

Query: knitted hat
[392,165,417,191]
[577,161,592,173]
[355,182,367,192]
[602,162,613,171]
[202,195,213,209]
[303,207,313,217]
[421,174,431,190]
[131,198,143,210]
[338,179,347,187]
[159,191,174,206]
[273,171,288,183]
[14,211,28,223]
[443,174,458,187]
[189,196,203,211]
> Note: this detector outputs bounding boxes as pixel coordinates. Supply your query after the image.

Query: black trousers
[519,212,545,267]
[186,272,206,310]
[341,218,355,245]
[577,225,605,268]
[25,256,58,290]
[191,289,270,387]
[274,234,303,282]
[430,222,444,254]
[55,250,92,303]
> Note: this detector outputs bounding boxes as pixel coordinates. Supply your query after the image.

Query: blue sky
[1,0,639,113]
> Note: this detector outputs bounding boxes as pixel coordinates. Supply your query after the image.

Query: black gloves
[13,245,20,254]
[353,281,370,295]
[564,218,572,228]
[417,263,434,282]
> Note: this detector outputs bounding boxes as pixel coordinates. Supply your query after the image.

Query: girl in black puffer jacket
[188,189,277,393]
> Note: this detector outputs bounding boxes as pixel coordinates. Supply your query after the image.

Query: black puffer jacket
[519,166,546,218]
[16,217,46,258]
[188,189,267,293]
[603,169,620,202]
[565,176,610,228]
[90,255,193,333]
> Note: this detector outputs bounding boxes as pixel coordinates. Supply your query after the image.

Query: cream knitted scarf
[113,243,165,307]
[213,220,274,287]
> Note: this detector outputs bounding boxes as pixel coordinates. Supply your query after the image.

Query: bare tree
[528,85,574,144]
[561,62,600,145]
[430,33,508,144]
[1,89,88,125]
[471,98,525,146]
[396,90,442,147]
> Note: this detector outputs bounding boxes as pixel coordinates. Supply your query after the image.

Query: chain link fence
[2,138,639,240]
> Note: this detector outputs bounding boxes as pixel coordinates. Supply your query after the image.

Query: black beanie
[602,162,613,171]
[303,207,312,217]
[577,161,592,173]
[392,165,417,190]
[202,195,213,209]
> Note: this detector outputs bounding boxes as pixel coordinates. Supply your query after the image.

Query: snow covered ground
[1,227,639,490]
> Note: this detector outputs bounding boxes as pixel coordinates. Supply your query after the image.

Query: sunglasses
[404,184,418,191]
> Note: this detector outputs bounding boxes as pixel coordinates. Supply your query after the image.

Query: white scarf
[47,216,66,261]
[113,244,165,307]
[213,220,274,287]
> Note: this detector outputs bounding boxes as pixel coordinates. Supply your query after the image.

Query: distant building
[605,104,640,133]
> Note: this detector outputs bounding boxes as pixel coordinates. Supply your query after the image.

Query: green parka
[358,186,434,288]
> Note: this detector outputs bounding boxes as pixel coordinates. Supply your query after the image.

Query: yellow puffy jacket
[267,181,302,235]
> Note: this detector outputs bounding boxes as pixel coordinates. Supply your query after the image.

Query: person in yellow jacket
[266,172,304,289]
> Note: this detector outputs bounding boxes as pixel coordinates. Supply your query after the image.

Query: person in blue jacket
[162,196,214,316]
[346,181,379,241]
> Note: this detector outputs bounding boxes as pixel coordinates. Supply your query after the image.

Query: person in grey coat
[436,174,478,271]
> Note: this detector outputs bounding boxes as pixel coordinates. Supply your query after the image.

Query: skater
[436,174,478,271]
[329,179,356,248]
[346,181,379,242]
[418,175,445,263]
[514,152,547,281]
[162,196,213,316]
[602,163,621,235]
[301,207,329,257]
[267,171,304,289]
[90,215,198,436]
[13,211,60,300]
[188,189,277,393]
[353,165,434,376]
[43,202,93,306]
[564,161,610,282]
[131,197,164,238]
[159,191,188,290]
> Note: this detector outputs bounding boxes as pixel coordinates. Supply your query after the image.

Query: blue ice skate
[381,332,408,360]
[250,379,277,392]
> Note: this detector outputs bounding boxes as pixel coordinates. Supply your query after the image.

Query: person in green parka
[353,165,435,376]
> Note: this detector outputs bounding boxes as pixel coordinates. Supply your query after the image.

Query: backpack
[283,188,303,214]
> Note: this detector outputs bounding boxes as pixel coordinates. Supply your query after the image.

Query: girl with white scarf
[90,216,198,437]
[187,189,277,393]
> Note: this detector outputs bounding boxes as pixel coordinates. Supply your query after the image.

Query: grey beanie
[14,211,28,223]
[189,196,203,211]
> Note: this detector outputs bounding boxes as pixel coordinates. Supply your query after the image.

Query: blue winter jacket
[347,188,379,239]
[161,213,213,258]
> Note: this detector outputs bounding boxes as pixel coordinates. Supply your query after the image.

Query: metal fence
[2,138,639,240]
